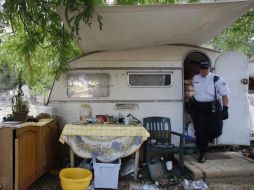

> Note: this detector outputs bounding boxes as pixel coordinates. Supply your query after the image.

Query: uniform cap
[199,61,211,68]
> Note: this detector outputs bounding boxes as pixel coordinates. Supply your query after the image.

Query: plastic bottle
[143,184,150,190]
[143,184,159,190]
[79,104,91,121]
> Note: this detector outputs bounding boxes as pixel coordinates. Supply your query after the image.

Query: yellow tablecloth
[59,123,150,144]
[59,123,150,162]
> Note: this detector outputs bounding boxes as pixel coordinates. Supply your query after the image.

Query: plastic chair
[143,117,184,176]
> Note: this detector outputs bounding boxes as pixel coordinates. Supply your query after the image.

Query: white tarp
[58,1,254,53]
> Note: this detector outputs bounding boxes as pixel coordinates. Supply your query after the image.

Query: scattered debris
[129,182,160,190]
[156,175,180,187]
[180,179,208,190]
[121,159,135,176]
[240,147,254,159]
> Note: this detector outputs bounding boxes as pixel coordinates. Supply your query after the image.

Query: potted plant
[11,71,29,122]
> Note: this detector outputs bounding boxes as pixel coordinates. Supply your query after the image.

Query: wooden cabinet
[0,128,13,190]
[0,119,58,190]
[15,125,40,190]
[38,120,58,176]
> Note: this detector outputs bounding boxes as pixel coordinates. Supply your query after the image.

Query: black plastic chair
[143,117,184,176]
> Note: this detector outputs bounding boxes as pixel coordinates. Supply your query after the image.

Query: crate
[93,158,121,189]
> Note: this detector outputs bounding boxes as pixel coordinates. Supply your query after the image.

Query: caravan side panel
[49,45,221,144]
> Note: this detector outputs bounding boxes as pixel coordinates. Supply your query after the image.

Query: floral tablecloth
[60,123,150,162]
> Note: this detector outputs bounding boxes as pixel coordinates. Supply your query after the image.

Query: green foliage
[209,9,254,58]
[0,28,80,95]
[0,62,18,92]
[63,0,104,33]
[11,71,29,113]
[1,0,92,73]
[0,0,104,95]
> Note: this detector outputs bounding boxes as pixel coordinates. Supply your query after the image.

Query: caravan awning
[58,1,254,53]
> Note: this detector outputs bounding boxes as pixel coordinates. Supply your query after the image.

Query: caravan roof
[58,0,254,53]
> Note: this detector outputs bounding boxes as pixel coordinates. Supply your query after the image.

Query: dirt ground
[208,183,254,190]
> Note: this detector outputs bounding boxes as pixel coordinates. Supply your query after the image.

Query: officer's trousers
[191,100,223,153]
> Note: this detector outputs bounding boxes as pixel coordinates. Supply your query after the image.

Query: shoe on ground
[198,154,207,163]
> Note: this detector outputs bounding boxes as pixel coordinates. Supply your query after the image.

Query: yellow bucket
[59,168,92,190]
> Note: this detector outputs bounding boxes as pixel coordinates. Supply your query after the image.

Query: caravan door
[215,51,250,145]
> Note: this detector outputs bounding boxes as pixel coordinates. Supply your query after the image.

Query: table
[59,123,150,180]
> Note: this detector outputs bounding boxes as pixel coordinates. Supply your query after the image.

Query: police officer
[191,60,230,163]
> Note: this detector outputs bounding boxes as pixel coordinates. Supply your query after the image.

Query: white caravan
[49,1,254,146]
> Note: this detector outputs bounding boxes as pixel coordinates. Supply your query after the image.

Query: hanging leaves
[210,8,254,57]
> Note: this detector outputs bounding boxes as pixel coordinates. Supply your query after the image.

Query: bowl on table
[96,115,108,123]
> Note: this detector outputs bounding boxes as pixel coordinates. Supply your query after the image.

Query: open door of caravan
[215,51,250,145]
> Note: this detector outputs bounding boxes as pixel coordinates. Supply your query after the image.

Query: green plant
[11,71,29,113]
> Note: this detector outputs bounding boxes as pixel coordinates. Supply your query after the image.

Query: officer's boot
[198,152,207,163]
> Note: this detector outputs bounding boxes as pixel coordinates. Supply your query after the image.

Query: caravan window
[128,73,171,87]
[67,73,110,98]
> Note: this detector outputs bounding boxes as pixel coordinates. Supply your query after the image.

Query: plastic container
[93,158,121,189]
[80,104,92,121]
[59,168,92,190]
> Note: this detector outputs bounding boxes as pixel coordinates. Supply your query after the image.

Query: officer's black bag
[211,75,222,114]
[211,100,222,114]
